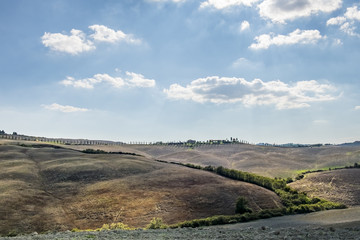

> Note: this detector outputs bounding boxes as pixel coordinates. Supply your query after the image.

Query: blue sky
[1,0,360,144]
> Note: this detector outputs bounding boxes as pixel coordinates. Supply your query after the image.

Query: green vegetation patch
[82,149,141,156]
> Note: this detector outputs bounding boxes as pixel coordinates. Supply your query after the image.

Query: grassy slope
[66,144,360,178]
[0,141,282,235]
[290,169,360,206]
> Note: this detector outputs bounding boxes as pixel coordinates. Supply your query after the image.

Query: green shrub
[235,197,252,214]
[146,217,168,229]
[7,231,18,237]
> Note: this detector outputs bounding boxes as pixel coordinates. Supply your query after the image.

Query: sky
[0,0,360,144]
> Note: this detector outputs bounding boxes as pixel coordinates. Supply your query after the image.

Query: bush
[235,197,252,214]
[101,222,134,230]
[7,231,18,237]
[146,217,168,229]
[82,149,106,154]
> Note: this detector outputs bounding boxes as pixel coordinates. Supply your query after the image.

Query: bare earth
[0,141,281,235]
[290,169,360,206]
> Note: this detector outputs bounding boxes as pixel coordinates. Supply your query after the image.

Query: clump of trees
[151,138,250,148]
[82,149,107,154]
[81,149,140,156]
[235,197,252,214]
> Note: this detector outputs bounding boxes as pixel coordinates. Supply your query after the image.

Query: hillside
[0,140,282,235]
[65,143,360,178]
[290,169,360,206]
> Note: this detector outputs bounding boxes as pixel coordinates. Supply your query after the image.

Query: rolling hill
[290,168,360,207]
[65,143,360,178]
[0,140,282,235]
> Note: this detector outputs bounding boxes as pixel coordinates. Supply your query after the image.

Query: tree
[235,196,252,214]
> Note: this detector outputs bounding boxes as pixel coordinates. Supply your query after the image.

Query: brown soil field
[63,143,360,178]
[0,140,282,235]
[290,169,360,206]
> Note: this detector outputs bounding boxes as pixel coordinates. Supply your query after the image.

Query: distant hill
[338,141,360,147]
[66,143,360,178]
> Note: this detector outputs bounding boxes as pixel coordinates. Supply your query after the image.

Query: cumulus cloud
[42,25,141,54]
[89,25,141,44]
[258,0,342,23]
[326,16,347,26]
[125,72,156,88]
[163,76,338,109]
[240,21,250,31]
[327,6,360,37]
[61,76,102,89]
[355,106,360,110]
[61,72,155,89]
[345,6,360,21]
[42,103,89,113]
[200,0,260,9]
[41,29,95,55]
[249,29,324,50]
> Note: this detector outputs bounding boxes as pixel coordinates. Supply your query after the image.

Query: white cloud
[355,106,360,110]
[43,103,89,113]
[345,6,360,21]
[41,29,95,55]
[61,72,155,89]
[89,25,141,44]
[240,21,250,31]
[42,25,141,54]
[258,0,342,23]
[339,22,359,36]
[94,74,125,88]
[125,72,156,88]
[326,16,347,26]
[249,29,324,50]
[163,76,338,110]
[61,76,101,89]
[200,0,260,9]
[327,6,360,37]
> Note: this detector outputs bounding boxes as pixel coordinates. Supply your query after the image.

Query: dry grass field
[290,169,360,206]
[65,143,360,178]
[0,140,282,235]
